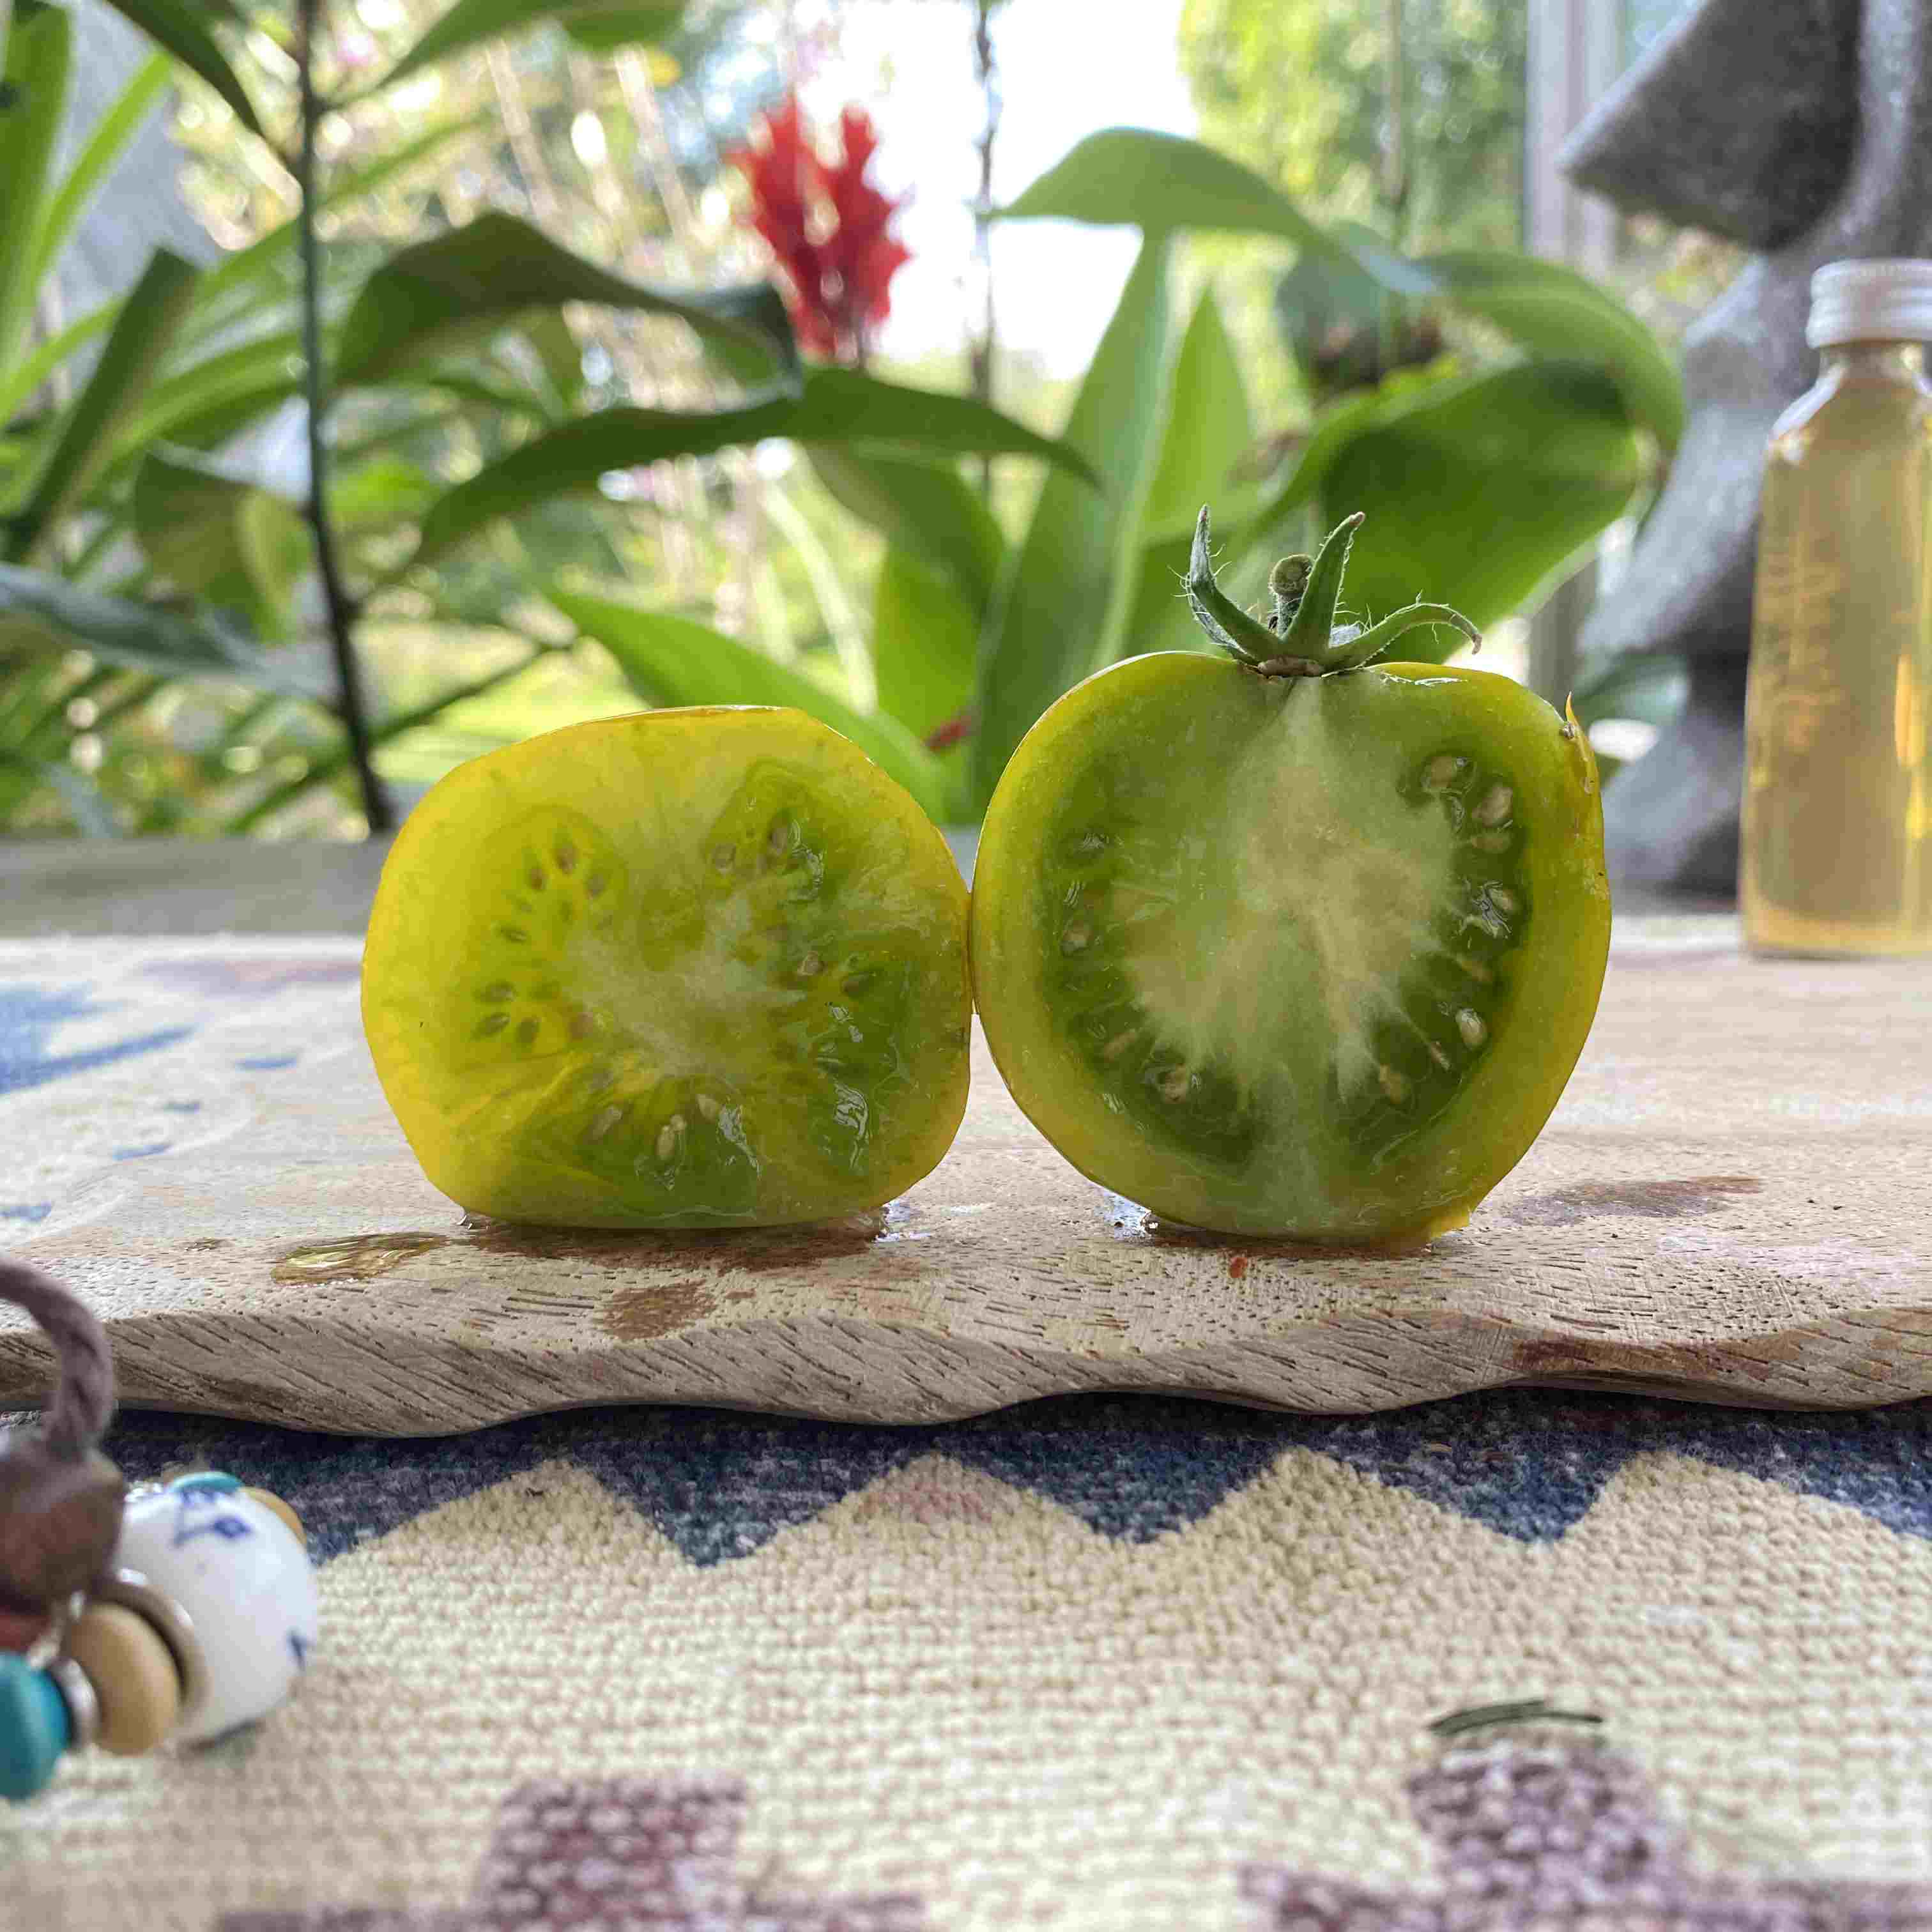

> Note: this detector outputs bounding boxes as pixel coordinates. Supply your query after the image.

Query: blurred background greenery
[0,0,1726,840]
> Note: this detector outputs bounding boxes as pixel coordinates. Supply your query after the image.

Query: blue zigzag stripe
[91,1386,1932,1568]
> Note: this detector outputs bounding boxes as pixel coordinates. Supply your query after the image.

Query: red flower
[730,95,911,364]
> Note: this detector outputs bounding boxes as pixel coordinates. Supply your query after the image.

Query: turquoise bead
[0,1655,70,1801]
[170,1471,240,1494]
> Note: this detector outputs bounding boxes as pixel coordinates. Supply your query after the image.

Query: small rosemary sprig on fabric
[1427,1697,1606,1739]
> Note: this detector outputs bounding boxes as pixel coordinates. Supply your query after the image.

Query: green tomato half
[970,651,1610,1242]
[363,707,971,1229]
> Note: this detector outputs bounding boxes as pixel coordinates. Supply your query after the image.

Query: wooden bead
[63,1603,180,1756]
[0,1443,125,1607]
[242,1487,304,1544]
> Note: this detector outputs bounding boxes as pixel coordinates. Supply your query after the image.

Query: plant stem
[969,0,999,500]
[295,0,391,835]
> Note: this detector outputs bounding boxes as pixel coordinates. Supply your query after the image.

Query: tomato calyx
[1184,505,1482,680]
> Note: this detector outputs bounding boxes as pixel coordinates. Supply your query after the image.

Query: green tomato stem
[1184,506,1280,668]
[1267,554,1311,631]
[1276,511,1365,667]
[1330,599,1481,668]
[1187,503,1481,677]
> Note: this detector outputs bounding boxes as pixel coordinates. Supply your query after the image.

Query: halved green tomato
[970,519,1609,1243]
[362,708,970,1227]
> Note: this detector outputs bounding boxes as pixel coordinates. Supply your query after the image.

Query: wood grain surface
[3,920,1930,1434]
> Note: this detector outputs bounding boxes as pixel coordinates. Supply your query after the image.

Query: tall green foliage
[0,0,1092,835]
[532,122,1676,824]
[813,126,1675,816]
[0,10,1680,838]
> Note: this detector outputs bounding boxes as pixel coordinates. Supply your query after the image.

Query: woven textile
[1,939,1930,1930]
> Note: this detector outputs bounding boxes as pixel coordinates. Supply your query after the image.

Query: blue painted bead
[169,1471,240,1494]
[0,1655,71,1801]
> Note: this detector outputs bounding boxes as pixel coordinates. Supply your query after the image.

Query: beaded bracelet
[0,1259,317,1800]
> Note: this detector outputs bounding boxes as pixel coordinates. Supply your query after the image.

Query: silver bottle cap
[1807,258,1932,347]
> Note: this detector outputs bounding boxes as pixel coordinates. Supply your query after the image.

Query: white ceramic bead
[113,1475,318,1745]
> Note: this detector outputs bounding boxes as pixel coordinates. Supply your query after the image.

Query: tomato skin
[970,652,1610,1243]
[363,707,971,1229]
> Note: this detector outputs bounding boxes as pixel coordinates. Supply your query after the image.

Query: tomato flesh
[970,653,1609,1241]
[363,708,970,1227]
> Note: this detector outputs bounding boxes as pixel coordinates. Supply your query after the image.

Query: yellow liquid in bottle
[1742,341,1932,954]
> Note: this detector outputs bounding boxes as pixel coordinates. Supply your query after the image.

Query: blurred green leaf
[413,367,1098,567]
[1414,250,1683,456]
[1249,361,1648,650]
[519,308,584,415]
[183,116,487,351]
[0,4,73,374]
[1118,288,1259,662]
[117,328,300,455]
[0,295,119,428]
[234,495,310,625]
[969,235,1174,808]
[8,662,118,757]
[372,0,685,96]
[1137,289,1257,544]
[332,454,441,533]
[562,4,686,50]
[553,588,950,822]
[337,213,797,389]
[140,379,302,457]
[0,565,329,694]
[396,366,553,423]
[333,402,465,467]
[8,248,203,563]
[93,0,261,136]
[1271,224,1431,404]
[0,432,45,518]
[132,446,309,640]
[31,50,171,293]
[1000,126,1429,293]
[1241,370,1432,533]
[0,744,119,833]
[808,448,1005,622]
[781,369,1100,482]
[1001,128,1682,454]
[873,546,978,746]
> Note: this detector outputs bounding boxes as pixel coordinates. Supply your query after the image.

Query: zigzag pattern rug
[2,942,1931,1929]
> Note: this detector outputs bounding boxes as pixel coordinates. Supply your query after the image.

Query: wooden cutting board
[4,920,1930,1434]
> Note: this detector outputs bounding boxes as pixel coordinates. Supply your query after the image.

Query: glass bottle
[1741,258,1932,955]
